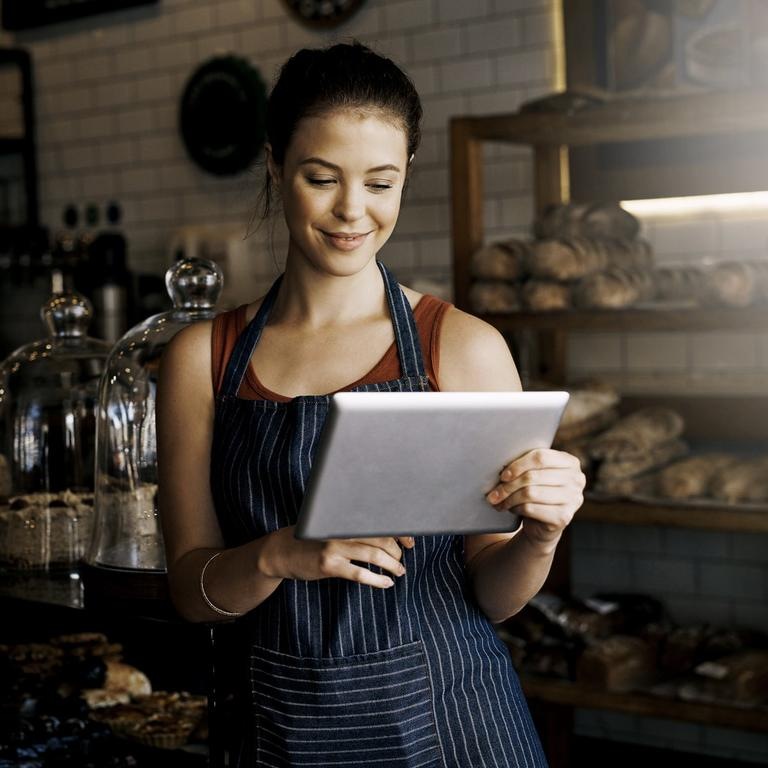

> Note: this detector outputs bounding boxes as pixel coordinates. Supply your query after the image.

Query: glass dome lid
[0,289,111,571]
[88,257,222,573]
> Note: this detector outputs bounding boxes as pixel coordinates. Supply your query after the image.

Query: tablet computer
[295,390,569,539]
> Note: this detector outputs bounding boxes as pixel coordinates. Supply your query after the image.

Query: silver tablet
[295,391,569,539]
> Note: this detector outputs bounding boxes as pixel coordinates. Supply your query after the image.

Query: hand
[484,448,585,547]
[259,526,415,589]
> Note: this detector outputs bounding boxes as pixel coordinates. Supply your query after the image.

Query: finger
[486,468,584,504]
[397,536,415,549]
[499,448,581,482]
[343,543,406,578]
[352,537,403,561]
[509,503,578,534]
[494,484,583,512]
[336,561,396,589]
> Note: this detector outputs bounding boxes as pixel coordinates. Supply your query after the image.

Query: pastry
[705,261,758,307]
[104,661,152,696]
[0,490,94,569]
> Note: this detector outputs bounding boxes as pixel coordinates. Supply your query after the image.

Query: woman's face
[271,109,409,277]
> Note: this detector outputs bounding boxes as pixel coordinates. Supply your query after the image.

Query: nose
[332,183,365,222]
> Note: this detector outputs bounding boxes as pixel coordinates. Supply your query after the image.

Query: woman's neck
[270,251,387,330]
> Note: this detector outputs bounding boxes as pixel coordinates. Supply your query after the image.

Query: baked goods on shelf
[596,438,689,484]
[588,407,685,461]
[554,387,620,445]
[708,456,768,504]
[656,453,740,499]
[470,240,527,280]
[520,280,571,311]
[0,490,94,570]
[574,265,657,309]
[576,635,657,692]
[534,202,640,241]
[468,280,520,313]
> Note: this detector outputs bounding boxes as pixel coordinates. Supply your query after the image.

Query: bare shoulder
[399,284,424,310]
[439,307,522,392]
[159,319,215,399]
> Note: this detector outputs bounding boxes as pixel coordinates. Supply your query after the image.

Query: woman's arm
[157,322,283,622]
[438,308,585,624]
[157,324,410,622]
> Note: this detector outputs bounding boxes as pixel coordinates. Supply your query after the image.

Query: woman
[157,42,584,768]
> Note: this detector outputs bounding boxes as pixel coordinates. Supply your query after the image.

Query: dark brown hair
[258,41,422,221]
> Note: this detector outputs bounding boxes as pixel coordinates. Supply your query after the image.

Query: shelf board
[522,676,768,732]
[477,306,768,332]
[455,88,768,147]
[578,498,768,533]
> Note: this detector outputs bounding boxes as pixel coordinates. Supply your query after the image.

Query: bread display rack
[450,89,768,765]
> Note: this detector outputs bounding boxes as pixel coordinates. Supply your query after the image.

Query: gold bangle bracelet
[199,551,243,618]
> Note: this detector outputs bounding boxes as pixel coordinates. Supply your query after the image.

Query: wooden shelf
[453,88,768,147]
[579,498,768,533]
[475,306,768,333]
[522,676,768,733]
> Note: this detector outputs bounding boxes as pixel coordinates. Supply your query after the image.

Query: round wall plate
[281,0,366,28]
[179,55,267,176]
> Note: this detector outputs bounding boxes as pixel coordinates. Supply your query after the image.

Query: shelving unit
[450,88,768,767]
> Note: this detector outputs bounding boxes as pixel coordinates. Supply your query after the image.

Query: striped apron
[210,261,547,767]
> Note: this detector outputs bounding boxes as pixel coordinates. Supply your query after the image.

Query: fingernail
[384,578,395,588]
[502,470,512,481]
[488,490,499,502]
[399,565,406,576]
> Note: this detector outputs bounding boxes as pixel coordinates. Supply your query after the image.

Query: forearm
[168,536,283,623]
[467,526,560,624]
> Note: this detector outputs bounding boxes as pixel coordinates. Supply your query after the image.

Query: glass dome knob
[41,292,93,338]
[166,257,224,309]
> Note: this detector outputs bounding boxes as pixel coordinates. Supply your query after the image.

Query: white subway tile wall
[4,1,766,762]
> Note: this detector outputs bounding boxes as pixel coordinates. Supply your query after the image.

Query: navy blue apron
[210,261,547,767]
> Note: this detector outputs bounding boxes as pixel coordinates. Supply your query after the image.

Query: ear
[264,143,282,187]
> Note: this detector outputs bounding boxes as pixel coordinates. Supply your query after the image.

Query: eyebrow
[299,157,401,173]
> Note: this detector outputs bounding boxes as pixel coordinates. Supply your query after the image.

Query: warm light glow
[551,0,566,92]
[621,191,768,218]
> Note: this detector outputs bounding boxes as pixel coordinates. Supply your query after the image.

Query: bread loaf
[104,660,152,696]
[521,280,571,311]
[657,453,739,499]
[534,202,640,241]
[705,261,758,307]
[597,438,689,481]
[574,266,656,309]
[654,265,707,304]
[469,281,520,313]
[589,407,685,461]
[470,240,526,281]
[708,456,768,503]
[576,635,656,691]
[555,389,620,444]
[526,238,607,281]
[594,471,658,497]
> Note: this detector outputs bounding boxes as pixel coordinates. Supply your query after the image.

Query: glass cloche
[0,287,111,571]
[87,257,222,577]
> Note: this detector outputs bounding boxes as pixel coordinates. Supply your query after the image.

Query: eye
[367,182,394,192]
[307,177,335,187]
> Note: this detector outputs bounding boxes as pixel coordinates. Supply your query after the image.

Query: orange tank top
[211,294,453,401]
